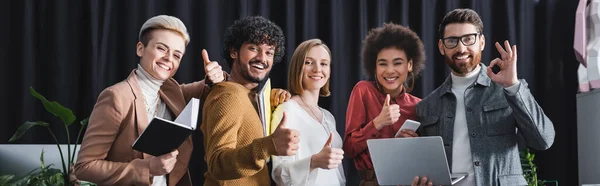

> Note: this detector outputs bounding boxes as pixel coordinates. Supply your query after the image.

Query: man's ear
[438,39,445,55]
[480,34,485,51]
[229,47,238,59]
[136,42,145,57]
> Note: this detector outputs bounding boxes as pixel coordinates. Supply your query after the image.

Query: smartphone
[395,119,421,137]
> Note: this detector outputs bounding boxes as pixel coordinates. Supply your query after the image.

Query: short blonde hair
[288,39,332,97]
[139,15,190,46]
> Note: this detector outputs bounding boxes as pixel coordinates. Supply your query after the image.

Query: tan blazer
[75,70,209,186]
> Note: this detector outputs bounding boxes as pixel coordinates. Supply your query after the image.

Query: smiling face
[302,45,331,91]
[230,42,275,83]
[136,29,186,80]
[375,47,413,95]
[438,23,485,75]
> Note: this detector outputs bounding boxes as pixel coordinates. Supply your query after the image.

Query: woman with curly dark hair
[343,23,426,186]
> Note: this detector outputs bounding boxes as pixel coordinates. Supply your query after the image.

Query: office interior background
[0,0,582,185]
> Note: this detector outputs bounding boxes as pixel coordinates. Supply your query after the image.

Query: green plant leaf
[9,121,50,142]
[46,172,64,186]
[80,118,89,126]
[0,175,14,185]
[48,173,65,185]
[29,87,76,126]
[40,149,46,170]
[79,180,98,186]
[10,174,32,186]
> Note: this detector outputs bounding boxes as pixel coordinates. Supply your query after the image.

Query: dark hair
[222,16,286,68]
[139,29,154,46]
[438,8,484,38]
[362,23,426,79]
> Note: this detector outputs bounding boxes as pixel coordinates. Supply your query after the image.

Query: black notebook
[132,98,199,156]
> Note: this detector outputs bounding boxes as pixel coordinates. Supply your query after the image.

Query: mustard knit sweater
[201,82,277,186]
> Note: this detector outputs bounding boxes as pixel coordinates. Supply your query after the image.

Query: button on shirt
[450,65,481,186]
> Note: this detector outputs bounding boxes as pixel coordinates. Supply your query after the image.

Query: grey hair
[138,15,190,45]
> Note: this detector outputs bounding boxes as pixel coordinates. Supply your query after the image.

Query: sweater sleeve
[202,85,277,180]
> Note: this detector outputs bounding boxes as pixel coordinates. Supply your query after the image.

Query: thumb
[324,132,333,148]
[202,49,211,66]
[384,94,391,107]
[170,150,179,157]
[276,112,287,129]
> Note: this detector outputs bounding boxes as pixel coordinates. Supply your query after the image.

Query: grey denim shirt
[416,64,555,186]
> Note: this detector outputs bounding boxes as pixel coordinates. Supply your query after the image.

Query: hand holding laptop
[367,137,467,185]
[310,132,344,170]
[410,176,434,186]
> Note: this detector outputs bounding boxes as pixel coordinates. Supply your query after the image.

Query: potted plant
[1,149,68,185]
[520,148,558,186]
[2,87,95,186]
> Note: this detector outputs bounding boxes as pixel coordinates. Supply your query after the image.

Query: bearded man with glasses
[412,9,555,186]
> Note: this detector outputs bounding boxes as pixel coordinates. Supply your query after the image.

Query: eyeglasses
[442,33,480,49]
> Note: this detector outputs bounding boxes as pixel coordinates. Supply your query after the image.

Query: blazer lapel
[160,79,185,116]
[161,79,192,186]
[128,74,193,185]
[125,70,153,160]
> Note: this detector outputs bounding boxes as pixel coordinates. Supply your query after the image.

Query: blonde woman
[74,15,224,186]
[271,39,345,186]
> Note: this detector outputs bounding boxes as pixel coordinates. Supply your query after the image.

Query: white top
[450,65,520,186]
[135,64,168,186]
[271,100,346,186]
[450,65,480,186]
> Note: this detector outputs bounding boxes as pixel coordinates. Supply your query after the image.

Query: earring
[374,72,383,92]
[404,72,415,93]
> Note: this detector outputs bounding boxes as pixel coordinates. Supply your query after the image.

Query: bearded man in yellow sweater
[201,16,300,186]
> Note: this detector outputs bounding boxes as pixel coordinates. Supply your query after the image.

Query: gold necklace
[299,96,332,135]
[299,96,322,123]
[145,93,161,117]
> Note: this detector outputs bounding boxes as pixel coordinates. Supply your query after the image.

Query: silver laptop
[367,136,467,185]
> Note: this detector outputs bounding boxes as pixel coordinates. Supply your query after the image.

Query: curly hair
[362,23,426,80]
[222,16,286,68]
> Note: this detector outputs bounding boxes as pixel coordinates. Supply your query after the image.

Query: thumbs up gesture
[373,94,401,130]
[202,49,224,84]
[271,112,300,156]
[310,132,344,170]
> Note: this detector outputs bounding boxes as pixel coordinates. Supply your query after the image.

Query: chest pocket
[482,101,515,136]
[419,116,439,136]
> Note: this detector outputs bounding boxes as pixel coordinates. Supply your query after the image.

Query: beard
[444,51,482,75]
[237,58,270,83]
